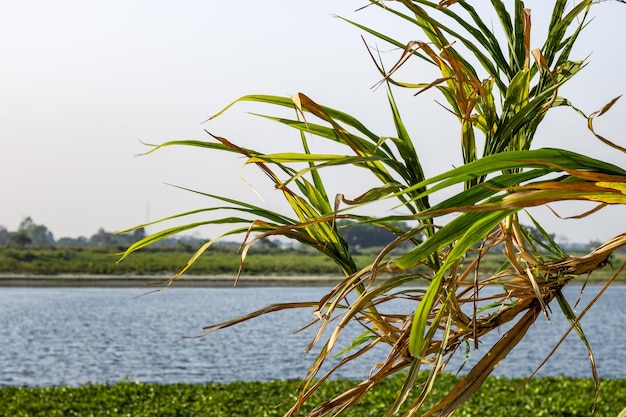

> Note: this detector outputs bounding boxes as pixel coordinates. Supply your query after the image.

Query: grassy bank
[0,247,366,277]
[2,373,625,416]
[1,247,625,283]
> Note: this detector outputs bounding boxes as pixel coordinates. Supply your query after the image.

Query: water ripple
[0,285,624,386]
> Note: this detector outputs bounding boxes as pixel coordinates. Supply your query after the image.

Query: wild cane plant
[119,1,626,415]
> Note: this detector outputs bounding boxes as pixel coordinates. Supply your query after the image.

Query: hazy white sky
[2,1,626,244]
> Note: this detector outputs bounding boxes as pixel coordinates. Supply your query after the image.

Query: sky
[2,1,626,244]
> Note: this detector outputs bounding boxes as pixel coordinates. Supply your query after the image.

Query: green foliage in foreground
[1,374,625,417]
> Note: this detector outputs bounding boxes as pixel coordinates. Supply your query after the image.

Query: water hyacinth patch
[1,376,626,417]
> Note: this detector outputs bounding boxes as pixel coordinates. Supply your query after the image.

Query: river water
[0,284,624,387]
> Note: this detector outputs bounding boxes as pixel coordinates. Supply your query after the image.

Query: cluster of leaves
[118,0,626,415]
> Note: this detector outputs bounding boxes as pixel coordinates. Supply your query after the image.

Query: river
[0,284,624,386]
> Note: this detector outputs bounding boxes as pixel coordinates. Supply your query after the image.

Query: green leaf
[408,209,514,357]
[398,148,626,202]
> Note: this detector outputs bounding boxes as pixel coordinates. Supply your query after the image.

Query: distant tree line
[337,220,412,251]
[0,217,213,251]
[0,217,144,249]
[0,217,610,254]
[0,217,413,252]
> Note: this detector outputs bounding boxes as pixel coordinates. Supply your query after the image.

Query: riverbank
[1,272,623,288]
[0,247,369,277]
[2,248,625,283]
[1,374,625,417]
[0,273,344,288]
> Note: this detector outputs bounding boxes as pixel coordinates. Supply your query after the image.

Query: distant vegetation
[0,216,614,253]
[0,217,190,250]
[0,217,403,276]
[1,246,624,282]
[0,246,379,276]
[1,218,624,280]
[0,217,411,251]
